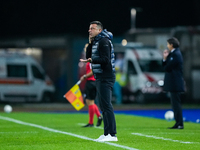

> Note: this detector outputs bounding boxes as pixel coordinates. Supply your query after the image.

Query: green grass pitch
[0,112,200,150]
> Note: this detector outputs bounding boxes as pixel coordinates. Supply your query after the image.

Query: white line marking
[132,133,199,144]
[0,131,38,134]
[0,116,138,150]
[77,123,104,129]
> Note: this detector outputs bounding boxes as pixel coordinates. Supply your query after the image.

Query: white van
[114,43,166,103]
[0,52,55,102]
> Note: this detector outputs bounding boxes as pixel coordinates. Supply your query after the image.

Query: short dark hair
[90,21,103,30]
[167,37,180,48]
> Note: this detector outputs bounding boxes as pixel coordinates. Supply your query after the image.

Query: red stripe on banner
[144,73,155,82]
[0,79,30,84]
[133,50,139,60]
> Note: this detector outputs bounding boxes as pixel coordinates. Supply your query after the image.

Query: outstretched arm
[80,58,92,63]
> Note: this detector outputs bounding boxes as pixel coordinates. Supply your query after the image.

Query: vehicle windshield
[138,60,164,72]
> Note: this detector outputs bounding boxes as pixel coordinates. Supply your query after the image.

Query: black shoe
[168,125,184,129]
[96,116,103,127]
[83,123,94,127]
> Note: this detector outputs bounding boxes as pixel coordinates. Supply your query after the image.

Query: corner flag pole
[76,80,81,85]
[63,80,81,98]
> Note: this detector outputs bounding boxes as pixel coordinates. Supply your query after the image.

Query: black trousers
[96,77,116,135]
[170,92,183,126]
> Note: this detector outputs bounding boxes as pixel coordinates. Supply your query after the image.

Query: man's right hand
[163,49,169,60]
[89,37,94,44]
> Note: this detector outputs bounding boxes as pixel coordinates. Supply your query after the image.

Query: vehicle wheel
[41,92,52,102]
[135,91,146,104]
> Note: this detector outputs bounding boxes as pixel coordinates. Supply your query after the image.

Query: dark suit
[162,48,185,127]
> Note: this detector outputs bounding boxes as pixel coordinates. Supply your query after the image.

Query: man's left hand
[80,58,92,63]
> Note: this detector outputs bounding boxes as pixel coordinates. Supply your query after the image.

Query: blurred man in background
[162,37,185,129]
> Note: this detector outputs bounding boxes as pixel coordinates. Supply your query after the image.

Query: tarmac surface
[0,102,199,112]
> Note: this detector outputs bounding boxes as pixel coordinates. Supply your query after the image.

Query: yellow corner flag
[64,81,84,111]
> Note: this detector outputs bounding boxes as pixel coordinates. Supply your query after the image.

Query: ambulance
[114,42,166,103]
[0,52,55,102]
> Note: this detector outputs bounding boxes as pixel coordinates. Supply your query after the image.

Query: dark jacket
[162,48,185,92]
[86,29,115,79]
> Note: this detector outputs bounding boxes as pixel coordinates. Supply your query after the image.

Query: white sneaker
[95,134,108,141]
[96,134,118,142]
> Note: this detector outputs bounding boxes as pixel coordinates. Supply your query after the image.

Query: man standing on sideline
[80,44,103,128]
[162,37,185,129]
[80,21,117,141]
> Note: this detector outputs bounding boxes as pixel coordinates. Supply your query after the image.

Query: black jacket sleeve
[92,38,111,65]
[163,50,180,72]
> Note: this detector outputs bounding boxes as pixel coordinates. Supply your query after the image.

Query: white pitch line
[132,133,199,144]
[0,116,138,150]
